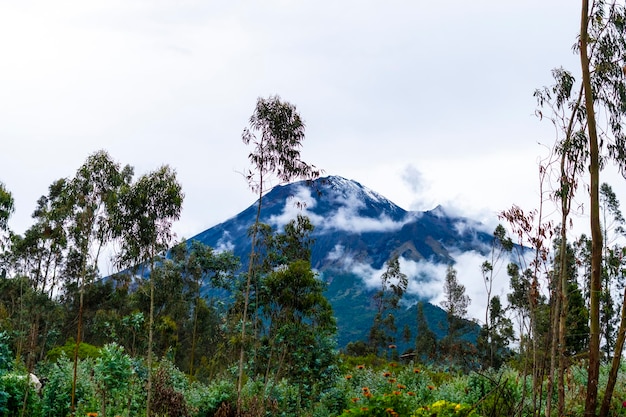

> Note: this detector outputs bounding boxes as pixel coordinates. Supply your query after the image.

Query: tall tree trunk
[146,258,154,417]
[599,286,626,417]
[580,0,602,415]
[237,181,263,409]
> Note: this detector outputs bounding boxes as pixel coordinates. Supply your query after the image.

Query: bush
[411,400,478,417]
[40,355,97,417]
[46,338,100,362]
[0,372,41,417]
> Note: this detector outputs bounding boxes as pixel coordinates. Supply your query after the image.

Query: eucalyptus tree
[114,164,183,417]
[369,254,407,356]
[568,1,626,414]
[254,216,337,405]
[67,150,132,415]
[478,224,513,369]
[237,95,321,401]
[169,240,238,377]
[440,265,471,367]
[0,181,13,253]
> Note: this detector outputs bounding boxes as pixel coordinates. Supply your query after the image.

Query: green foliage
[94,343,135,417]
[369,255,407,356]
[0,372,41,417]
[46,338,100,362]
[412,400,478,417]
[41,355,97,417]
[186,378,236,416]
[0,332,12,374]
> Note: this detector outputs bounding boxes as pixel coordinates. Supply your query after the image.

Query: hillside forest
[4,1,626,416]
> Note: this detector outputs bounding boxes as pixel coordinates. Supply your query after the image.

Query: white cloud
[326,244,345,261]
[267,184,412,234]
[215,231,235,254]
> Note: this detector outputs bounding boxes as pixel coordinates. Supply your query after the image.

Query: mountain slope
[190,175,493,351]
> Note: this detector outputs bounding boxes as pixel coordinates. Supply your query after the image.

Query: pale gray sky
[1,1,608,246]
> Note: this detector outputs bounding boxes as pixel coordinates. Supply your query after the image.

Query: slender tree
[114,165,183,417]
[440,265,471,367]
[67,151,132,415]
[0,181,14,252]
[237,95,321,404]
[369,255,407,356]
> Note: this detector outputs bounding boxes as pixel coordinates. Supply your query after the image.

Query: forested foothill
[4,2,626,416]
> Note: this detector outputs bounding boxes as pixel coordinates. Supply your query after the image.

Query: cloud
[326,244,345,261]
[401,165,428,194]
[329,246,513,325]
[215,231,235,253]
[268,184,412,234]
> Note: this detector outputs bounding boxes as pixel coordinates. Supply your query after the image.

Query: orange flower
[388,378,397,383]
[383,371,392,377]
[385,408,395,414]
[361,407,369,411]
[364,392,373,398]
[392,390,402,395]
[357,364,365,370]
[397,383,406,389]
[427,385,435,390]
[86,413,98,417]
[345,375,353,380]
[362,387,370,392]
[388,344,397,349]
[351,397,359,403]
[413,368,421,373]
[389,362,398,367]
[407,391,415,396]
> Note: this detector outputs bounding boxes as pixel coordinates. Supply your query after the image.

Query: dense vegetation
[5,2,626,415]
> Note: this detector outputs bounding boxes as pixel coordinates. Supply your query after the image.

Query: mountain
[189,175,494,352]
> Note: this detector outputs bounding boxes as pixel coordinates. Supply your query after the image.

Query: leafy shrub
[94,342,138,417]
[46,338,100,362]
[152,361,192,417]
[186,378,236,417]
[40,354,97,417]
[411,400,478,417]
[0,372,41,416]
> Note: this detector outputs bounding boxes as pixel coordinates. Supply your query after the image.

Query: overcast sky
[7,1,623,323]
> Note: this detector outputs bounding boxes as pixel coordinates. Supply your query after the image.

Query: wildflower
[362,387,370,392]
[385,408,395,414]
[413,368,421,373]
[86,413,98,417]
[364,392,373,398]
[345,375,353,380]
[407,391,415,396]
[388,378,396,383]
[389,362,398,367]
[397,383,406,389]
[455,403,462,411]
[427,385,435,390]
[389,344,397,349]
[361,407,369,411]
[357,364,365,370]
[351,398,359,403]
[392,390,402,395]
[383,371,392,377]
